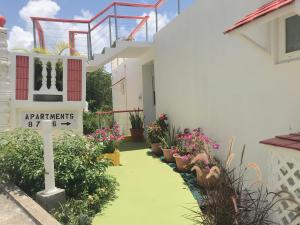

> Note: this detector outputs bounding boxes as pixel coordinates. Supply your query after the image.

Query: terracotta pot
[162,148,175,162]
[130,128,144,141]
[151,143,162,155]
[192,166,220,189]
[173,153,190,172]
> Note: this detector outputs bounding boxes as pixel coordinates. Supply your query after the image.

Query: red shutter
[67,59,82,101]
[16,56,29,100]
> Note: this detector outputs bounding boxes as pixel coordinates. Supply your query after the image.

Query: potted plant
[160,125,177,162]
[191,153,221,189]
[129,110,144,141]
[172,128,194,172]
[173,128,219,172]
[94,123,124,166]
[147,122,163,155]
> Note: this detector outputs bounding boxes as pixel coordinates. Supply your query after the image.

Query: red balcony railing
[31,0,167,60]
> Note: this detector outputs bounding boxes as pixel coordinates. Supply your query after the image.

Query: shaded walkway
[93,145,197,225]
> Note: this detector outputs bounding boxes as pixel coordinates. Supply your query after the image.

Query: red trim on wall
[67,59,82,101]
[96,109,144,115]
[15,56,29,100]
[225,0,294,34]
[260,133,300,152]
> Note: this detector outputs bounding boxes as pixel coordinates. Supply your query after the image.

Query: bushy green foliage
[83,112,114,135]
[86,69,112,112]
[83,112,99,135]
[0,129,44,195]
[0,129,118,225]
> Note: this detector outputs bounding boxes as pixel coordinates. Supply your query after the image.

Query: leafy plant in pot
[160,125,177,162]
[147,122,163,155]
[94,123,124,166]
[129,110,144,141]
[174,128,219,173]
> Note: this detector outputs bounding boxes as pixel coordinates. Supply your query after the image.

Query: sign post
[41,120,56,193]
[36,120,65,211]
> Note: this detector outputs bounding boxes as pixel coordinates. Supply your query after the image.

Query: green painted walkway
[93,144,197,225]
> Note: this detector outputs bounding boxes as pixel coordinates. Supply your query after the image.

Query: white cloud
[8,0,60,50]
[135,11,171,41]
[8,26,33,50]
[19,0,60,24]
[74,10,93,20]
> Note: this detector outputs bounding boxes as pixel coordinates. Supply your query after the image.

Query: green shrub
[0,129,44,195]
[83,112,99,135]
[53,132,117,198]
[0,129,118,225]
[83,112,114,135]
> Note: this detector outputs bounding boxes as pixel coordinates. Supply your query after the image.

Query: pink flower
[213,143,220,149]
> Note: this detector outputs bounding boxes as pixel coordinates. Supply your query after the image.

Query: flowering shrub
[157,113,168,132]
[175,128,219,160]
[147,113,169,143]
[94,123,124,153]
[147,122,164,143]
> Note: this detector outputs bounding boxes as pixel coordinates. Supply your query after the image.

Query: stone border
[0,182,61,225]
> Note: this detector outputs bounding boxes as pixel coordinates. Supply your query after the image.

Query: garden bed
[0,129,118,225]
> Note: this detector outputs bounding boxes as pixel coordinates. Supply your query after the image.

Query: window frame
[278,13,300,62]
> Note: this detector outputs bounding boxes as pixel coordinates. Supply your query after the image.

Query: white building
[88,0,300,224]
[1,0,300,223]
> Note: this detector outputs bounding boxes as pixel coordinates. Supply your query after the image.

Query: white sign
[22,112,78,129]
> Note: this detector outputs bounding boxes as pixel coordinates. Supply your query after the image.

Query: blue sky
[0,0,194,52]
[1,0,194,28]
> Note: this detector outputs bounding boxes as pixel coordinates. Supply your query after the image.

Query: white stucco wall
[153,0,300,179]
[111,51,155,135]
[0,27,11,132]
[112,59,144,135]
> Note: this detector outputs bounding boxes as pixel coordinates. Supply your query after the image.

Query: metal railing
[31,0,191,60]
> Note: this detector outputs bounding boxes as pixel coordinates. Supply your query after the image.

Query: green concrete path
[93,145,197,225]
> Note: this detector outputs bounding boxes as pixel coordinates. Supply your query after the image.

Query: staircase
[86,40,152,72]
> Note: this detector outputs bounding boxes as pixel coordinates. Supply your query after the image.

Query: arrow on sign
[61,122,71,126]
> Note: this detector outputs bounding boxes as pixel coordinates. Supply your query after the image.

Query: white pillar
[40,59,48,92]
[41,120,56,194]
[49,59,57,92]
[0,20,11,133]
